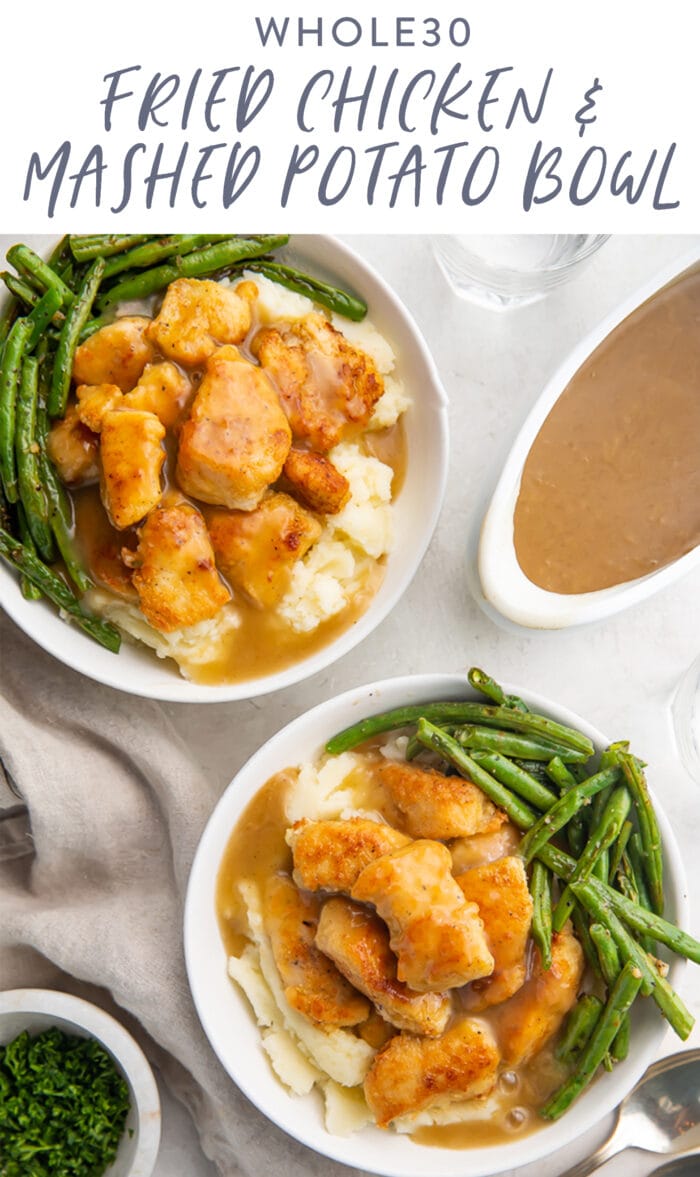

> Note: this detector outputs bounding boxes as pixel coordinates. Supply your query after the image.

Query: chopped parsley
[0,1026,131,1176]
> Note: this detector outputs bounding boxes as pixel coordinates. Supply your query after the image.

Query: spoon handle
[556,1137,628,1177]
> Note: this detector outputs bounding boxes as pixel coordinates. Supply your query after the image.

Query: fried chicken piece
[73,317,155,392]
[288,818,410,894]
[129,496,230,632]
[449,822,522,873]
[75,383,124,433]
[357,1009,396,1050]
[176,346,292,510]
[457,857,533,1011]
[316,898,451,1037]
[364,1017,500,1128]
[47,407,99,486]
[496,925,584,1066]
[378,761,507,841]
[352,840,495,993]
[283,449,350,515]
[253,313,383,451]
[123,362,192,428]
[100,409,165,529]
[147,278,257,367]
[264,876,369,1027]
[208,492,321,608]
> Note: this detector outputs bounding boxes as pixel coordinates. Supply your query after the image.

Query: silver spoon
[559,1049,700,1177]
[649,1155,700,1177]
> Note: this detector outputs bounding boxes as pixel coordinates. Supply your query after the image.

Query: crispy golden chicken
[288,818,410,894]
[123,362,192,428]
[75,383,123,433]
[253,313,383,451]
[316,898,451,1037]
[264,876,369,1027]
[100,409,165,530]
[128,496,230,632]
[364,1017,500,1128]
[449,822,522,873]
[73,316,155,392]
[47,407,99,486]
[283,449,351,515]
[457,856,533,1011]
[176,346,292,510]
[378,760,507,841]
[208,492,321,609]
[352,840,495,992]
[496,925,584,1066]
[147,278,257,367]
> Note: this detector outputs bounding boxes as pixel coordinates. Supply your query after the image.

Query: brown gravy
[65,293,407,684]
[513,267,700,594]
[215,759,570,1149]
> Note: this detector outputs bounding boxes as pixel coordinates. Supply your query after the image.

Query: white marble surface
[9,234,700,1176]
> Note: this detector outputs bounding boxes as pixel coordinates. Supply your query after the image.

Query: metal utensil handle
[556,1137,630,1177]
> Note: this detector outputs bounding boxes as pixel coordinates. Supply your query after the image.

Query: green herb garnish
[0,1026,131,1176]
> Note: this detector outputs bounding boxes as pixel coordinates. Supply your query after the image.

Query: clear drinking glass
[672,655,700,786]
[432,234,609,310]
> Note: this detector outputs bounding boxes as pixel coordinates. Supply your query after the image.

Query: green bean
[78,313,115,343]
[0,293,19,345]
[555,994,604,1063]
[0,316,33,501]
[545,758,578,790]
[101,234,235,279]
[571,881,663,1002]
[553,786,631,932]
[0,527,120,651]
[69,234,153,262]
[470,750,559,810]
[47,235,72,272]
[35,389,91,595]
[414,719,539,828]
[236,259,367,322]
[538,843,700,965]
[541,962,643,1119]
[627,834,654,914]
[518,767,621,864]
[6,244,74,307]
[610,1012,630,1061]
[25,288,63,352]
[97,235,290,309]
[16,503,42,599]
[571,903,603,980]
[530,860,553,969]
[467,666,529,711]
[618,752,663,915]
[512,758,552,784]
[1,271,39,308]
[589,923,621,986]
[456,724,588,764]
[48,258,104,418]
[608,819,633,884]
[326,701,594,757]
[15,356,54,561]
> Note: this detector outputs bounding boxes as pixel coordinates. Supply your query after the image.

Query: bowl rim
[0,987,161,1177]
[184,671,689,1177]
[0,234,449,703]
[478,244,700,630]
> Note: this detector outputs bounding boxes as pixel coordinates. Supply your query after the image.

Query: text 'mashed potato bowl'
[0,235,448,702]
[184,671,693,1177]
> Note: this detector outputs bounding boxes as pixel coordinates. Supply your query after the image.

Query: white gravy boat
[478,247,700,629]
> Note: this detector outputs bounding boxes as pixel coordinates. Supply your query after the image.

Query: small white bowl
[478,246,700,629]
[0,988,161,1177]
[184,672,689,1177]
[0,235,448,702]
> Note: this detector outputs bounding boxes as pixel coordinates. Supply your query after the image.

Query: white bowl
[184,672,689,1177]
[0,988,161,1176]
[0,235,448,701]
[478,246,700,629]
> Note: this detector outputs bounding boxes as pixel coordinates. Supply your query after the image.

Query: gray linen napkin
[0,611,366,1177]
